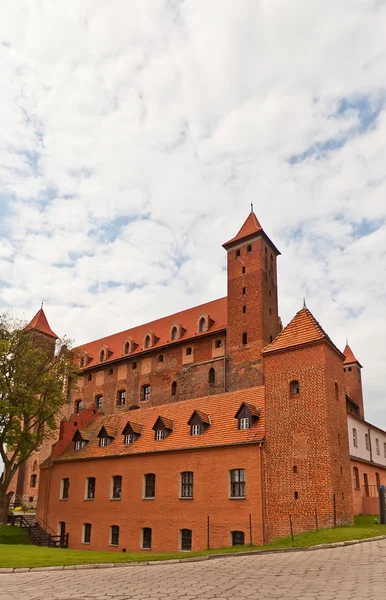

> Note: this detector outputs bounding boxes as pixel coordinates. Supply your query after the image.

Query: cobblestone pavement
[1,540,386,600]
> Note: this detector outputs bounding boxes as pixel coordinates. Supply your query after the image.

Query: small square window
[236,249,240,257]
[239,417,250,430]
[186,347,192,356]
[132,362,137,370]
[191,424,201,436]
[156,429,164,440]
[247,245,252,252]
[99,437,108,447]
[124,433,134,444]
[242,266,246,274]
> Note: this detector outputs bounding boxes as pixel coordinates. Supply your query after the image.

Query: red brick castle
[9,211,384,551]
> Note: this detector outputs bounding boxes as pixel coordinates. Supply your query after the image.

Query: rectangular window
[232,531,245,546]
[86,477,96,500]
[181,472,194,498]
[376,438,380,455]
[384,443,386,458]
[61,478,70,499]
[142,527,152,549]
[110,525,119,546]
[242,287,246,295]
[141,385,151,401]
[242,332,248,345]
[111,476,122,499]
[96,395,103,410]
[352,428,358,448]
[99,437,108,447]
[230,469,246,498]
[191,424,201,436]
[144,474,155,498]
[117,390,126,406]
[83,523,91,544]
[242,305,246,314]
[74,440,85,450]
[365,434,369,451]
[239,417,250,430]
[156,429,164,440]
[75,400,83,412]
[124,433,134,444]
[181,529,192,551]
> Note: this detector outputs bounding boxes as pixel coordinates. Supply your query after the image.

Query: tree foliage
[0,313,77,523]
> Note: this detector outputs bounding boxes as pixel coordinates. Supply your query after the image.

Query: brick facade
[7,211,384,551]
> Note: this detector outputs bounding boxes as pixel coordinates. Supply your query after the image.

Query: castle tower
[24,306,58,358]
[343,344,364,419]
[261,307,354,541]
[223,210,281,390]
[11,307,58,507]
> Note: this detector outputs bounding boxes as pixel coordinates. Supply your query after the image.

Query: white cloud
[0,0,386,429]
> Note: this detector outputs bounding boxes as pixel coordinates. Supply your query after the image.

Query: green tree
[0,313,77,524]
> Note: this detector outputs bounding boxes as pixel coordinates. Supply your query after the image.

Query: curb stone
[2,534,386,574]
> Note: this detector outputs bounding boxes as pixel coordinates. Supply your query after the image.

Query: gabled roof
[72,429,90,443]
[343,344,362,367]
[187,410,211,425]
[122,421,143,435]
[223,212,263,248]
[152,416,174,431]
[75,297,227,369]
[262,307,342,356]
[56,387,266,462]
[234,402,260,419]
[97,425,117,438]
[24,308,58,339]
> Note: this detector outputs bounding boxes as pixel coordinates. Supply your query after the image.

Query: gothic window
[99,349,105,362]
[124,341,130,355]
[33,461,38,472]
[80,356,85,368]
[171,326,178,341]
[171,381,177,396]
[144,335,151,349]
[208,368,215,384]
[199,317,206,333]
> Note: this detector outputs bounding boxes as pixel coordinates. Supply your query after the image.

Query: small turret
[343,343,364,419]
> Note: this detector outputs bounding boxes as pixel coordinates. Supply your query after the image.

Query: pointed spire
[343,343,362,367]
[303,298,307,309]
[223,211,263,248]
[24,307,58,339]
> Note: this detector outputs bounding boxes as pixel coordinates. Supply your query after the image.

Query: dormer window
[72,429,89,450]
[97,426,116,448]
[171,326,178,341]
[100,349,105,362]
[290,380,300,396]
[152,416,173,441]
[124,341,131,355]
[199,317,207,333]
[122,421,142,445]
[234,402,259,430]
[144,335,151,349]
[188,410,210,436]
[80,356,85,368]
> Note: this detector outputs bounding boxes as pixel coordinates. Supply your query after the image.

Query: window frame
[61,478,70,500]
[30,474,37,488]
[95,395,103,410]
[208,368,215,384]
[365,433,370,451]
[117,390,126,407]
[155,429,164,441]
[230,469,246,498]
[110,525,119,547]
[180,528,192,551]
[144,473,156,499]
[290,380,300,396]
[353,467,360,489]
[352,428,358,448]
[231,530,245,546]
[191,423,201,436]
[124,433,135,445]
[142,527,152,549]
[99,437,109,448]
[171,381,177,396]
[141,384,151,402]
[83,523,92,544]
[111,475,122,500]
[376,438,380,455]
[239,417,250,430]
[180,472,194,499]
[86,477,96,500]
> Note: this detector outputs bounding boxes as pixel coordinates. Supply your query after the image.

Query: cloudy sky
[1,1,386,427]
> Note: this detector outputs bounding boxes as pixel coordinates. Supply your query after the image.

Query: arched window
[171,326,178,341]
[171,381,177,396]
[290,380,300,396]
[99,349,105,362]
[208,368,215,384]
[124,341,130,355]
[199,317,206,333]
[80,356,85,368]
[32,461,38,472]
[335,382,339,401]
[144,335,151,349]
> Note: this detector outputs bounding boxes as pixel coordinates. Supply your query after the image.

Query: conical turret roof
[24,308,58,339]
[223,211,280,255]
[343,343,362,367]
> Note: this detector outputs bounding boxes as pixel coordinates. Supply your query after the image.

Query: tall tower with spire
[223,211,281,390]
[23,306,58,358]
[343,343,364,419]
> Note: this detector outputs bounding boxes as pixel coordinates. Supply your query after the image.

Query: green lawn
[0,525,31,546]
[0,516,385,569]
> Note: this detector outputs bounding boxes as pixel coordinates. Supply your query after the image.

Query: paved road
[1,540,386,600]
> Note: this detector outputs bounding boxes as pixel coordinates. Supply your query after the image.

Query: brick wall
[263,342,354,541]
[37,444,264,552]
[350,458,386,515]
[344,363,364,418]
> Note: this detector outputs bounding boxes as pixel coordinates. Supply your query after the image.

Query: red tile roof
[223,212,263,248]
[262,307,342,356]
[122,421,143,435]
[55,387,266,463]
[76,297,227,368]
[24,308,58,339]
[343,344,362,367]
[188,410,211,425]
